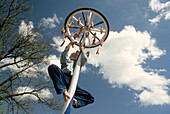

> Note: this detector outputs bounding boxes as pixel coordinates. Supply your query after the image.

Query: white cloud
[85,25,169,106]
[50,25,170,106]
[148,13,163,25]
[19,20,36,38]
[14,87,37,100]
[164,11,170,19]
[46,54,61,68]
[14,87,53,100]
[149,0,170,24]
[0,56,43,78]
[139,87,170,106]
[40,14,61,29]
[149,0,170,12]
[38,89,54,99]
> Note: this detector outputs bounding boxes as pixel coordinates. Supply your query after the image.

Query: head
[70,50,79,61]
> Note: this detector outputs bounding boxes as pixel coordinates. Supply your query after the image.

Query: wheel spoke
[87,12,92,25]
[91,29,105,33]
[88,14,95,27]
[72,16,84,26]
[68,26,80,29]
[82,12,86,26]
[89,12,92,21]
[90,31,100,41]
[79,33,85,43]
[94,21,104,27]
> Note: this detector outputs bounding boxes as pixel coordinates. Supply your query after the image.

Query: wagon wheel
[64,8,109,48]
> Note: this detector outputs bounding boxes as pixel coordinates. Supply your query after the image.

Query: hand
[80,46,85,52]
[69,41,77,45]
[65,41,77,49]
[79,43,85,52]
[71,41,77,48]
[63,91,71,102]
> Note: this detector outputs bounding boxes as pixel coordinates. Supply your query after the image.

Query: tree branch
[0,86,48,100]
[1,89,29,113]
[0,0,15,31]
[0,64,34,86]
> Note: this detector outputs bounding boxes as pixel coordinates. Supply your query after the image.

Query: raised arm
[60,41,77,64]
[79,46,87,66]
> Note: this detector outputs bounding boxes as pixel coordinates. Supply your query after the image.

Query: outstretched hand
[70,41,77,45]
[65,41,77,50]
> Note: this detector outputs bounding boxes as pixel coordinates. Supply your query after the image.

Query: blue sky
[29,0,170,114]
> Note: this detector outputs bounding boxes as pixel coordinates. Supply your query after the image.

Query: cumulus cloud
[40,14,62,29]
[84,25,170,106]
[47,55,61,67]
[19,20,36,38]
[149,0,170,25]
[48,24,170,106]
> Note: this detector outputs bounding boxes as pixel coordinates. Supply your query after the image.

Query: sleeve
[80,52,87,66]
[60,49,69,64]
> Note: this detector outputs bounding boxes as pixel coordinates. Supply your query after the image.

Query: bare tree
[0,0,62,113]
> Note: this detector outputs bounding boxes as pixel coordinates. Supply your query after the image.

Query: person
[48,41,94,111]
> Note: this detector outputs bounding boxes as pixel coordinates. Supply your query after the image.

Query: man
[48,41,94,110]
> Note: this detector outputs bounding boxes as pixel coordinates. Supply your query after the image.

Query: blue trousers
[48,64,94,109]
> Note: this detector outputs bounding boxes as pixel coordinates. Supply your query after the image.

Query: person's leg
[48,64,69,94]
[73,86,94,108]
[48,64,74,114]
